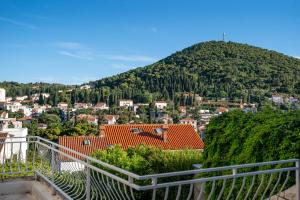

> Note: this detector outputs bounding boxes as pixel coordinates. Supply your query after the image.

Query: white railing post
[232,168,237,175]
[296,160,300,200]
[151,177,157,200]
[51,143,56,195]
[86,159,91,200]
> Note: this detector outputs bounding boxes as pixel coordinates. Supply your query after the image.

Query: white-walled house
[5,101,23,112]
[0,88,6,102]
[0,127,28,164]
[179,118,198,130]
[104,115,119,125]
[119,99,133,107]
[155,101,168,110]
[57,102,68,110]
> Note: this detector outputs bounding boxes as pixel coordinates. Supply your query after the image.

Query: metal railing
[0,136,299,200]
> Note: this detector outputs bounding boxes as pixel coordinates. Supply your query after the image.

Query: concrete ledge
[0,179,62,200]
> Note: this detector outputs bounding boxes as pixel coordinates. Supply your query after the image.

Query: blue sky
[0,0,299,85]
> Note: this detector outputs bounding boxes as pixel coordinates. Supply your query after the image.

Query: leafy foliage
[202,107,300,167]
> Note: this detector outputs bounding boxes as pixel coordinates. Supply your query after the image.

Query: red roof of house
[94,102,106,107]
[104,115,119,121]
[59,124,204,157]
[77,114,97,122]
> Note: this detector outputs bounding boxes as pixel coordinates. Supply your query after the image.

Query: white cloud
[58,50,93,60]
[99,54,157,62]
[0,16,36,29]
[294,56,300,59]
[56,42,82,49]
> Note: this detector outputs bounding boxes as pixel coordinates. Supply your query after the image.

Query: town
[0,86,298,144]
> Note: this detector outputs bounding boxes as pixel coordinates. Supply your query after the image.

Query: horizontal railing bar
[136,159,299,180]
[36,141,141,190]
[35,136,141,179]
[0,141,34,144]
[0,171,34,175]
[137,167,298,190]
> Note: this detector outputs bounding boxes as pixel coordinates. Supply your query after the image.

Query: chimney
[99,126,106,137]
[162,125,168,142]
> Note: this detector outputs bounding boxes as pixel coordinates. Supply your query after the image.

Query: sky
[0,0,299,85]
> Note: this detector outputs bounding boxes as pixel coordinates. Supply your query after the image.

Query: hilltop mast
[223,32,226,41]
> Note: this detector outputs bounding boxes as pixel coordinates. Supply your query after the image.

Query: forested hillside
[94,41,300,103]
[1,41,300,105]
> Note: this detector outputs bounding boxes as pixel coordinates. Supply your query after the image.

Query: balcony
[0,136,299,200]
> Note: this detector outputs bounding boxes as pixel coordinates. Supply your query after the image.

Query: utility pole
[223,32,226,41]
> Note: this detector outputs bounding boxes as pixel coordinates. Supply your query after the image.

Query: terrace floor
[0,178,62,200]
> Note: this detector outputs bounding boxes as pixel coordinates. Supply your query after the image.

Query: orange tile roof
[59,124,204,157]
[104,115,119,121]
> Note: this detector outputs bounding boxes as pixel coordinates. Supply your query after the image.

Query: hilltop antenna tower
[223,32,226,41]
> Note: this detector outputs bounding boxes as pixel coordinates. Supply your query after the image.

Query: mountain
[1,41,300,105]
[92,41,300,103]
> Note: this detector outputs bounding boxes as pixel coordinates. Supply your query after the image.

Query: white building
[80,85,91,90]
[57,102,68,110]
[271,95,284,104]
[5,101,23,112]
[155,101,168,110]
[0,127,28,164]
[74,103,92,110]
[119,99,133,108]
[16,96,28,101]
[104,115,119,125]
[0,88,5,102]
[31,93,50,101]
[179,118,197,130]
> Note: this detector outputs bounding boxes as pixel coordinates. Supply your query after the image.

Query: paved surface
[0,194,36,200]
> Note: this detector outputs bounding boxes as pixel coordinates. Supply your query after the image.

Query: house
[216,107,229,114]
[5,101,23,112]
[0,112,8,119]
[199,109,210,114]
[0,88,6,102]
[77,114,98,125]
[194,95,203,104]
[0,127,28,164]
[57,102,68,110]
[0,117,18,129]
[93,102,109,111]
[5,97,12,102]
[58,124,204,172]
[271,95,284,104]
[104,115,119,125]
[59,124,204,152]
[179,118,197,130]
[178,106,186,116]
[16,96,28,101]
[74,103,92,110]
[18,117,32,125]
[154,101,167,110]
[37,123,48,129]
[31,93,50,101]
[80,85,91,90]
[156,114,173,124]
[119,99,133,108]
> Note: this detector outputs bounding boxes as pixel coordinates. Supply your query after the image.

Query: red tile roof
[104,115,119,121]
[59,124,204,157]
